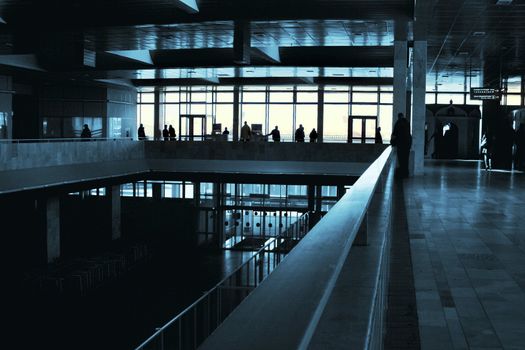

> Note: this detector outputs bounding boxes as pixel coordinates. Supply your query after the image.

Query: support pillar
[234,20,251,65]
[108,185,121,240]
[152,183,162,199]
[307,185,315,213]
[412,0,430,175]
[213,183,225,247]
[317,85,324,143]
[393,21,408,128]
[412,40,427,175]
[233,85,240,142]
[154,87,164,141]
[45,197,60,262]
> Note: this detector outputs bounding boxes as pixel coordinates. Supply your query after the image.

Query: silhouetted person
[241,121,251,142]
[516,124,525,171]
[162,125,169,141]
[391,112,412,178]
[309,128,318,143]
[480,133,493,170]
[222,127,229,141]
[295,124,305,142]
[431,120,443,159]
[268,125,281,142]
[80,124,91,140]
[447,99,455,116]
[169,125,176,141]
[375,127,383,144]
[138,124,146,140]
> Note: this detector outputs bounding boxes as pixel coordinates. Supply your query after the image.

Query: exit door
[180,114,207,141]
[347,115,377,144]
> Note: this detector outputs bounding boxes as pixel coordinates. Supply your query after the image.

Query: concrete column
[213,183,225,247]
[152,183,162,199]
[193,181,200,207]
[234,20,251,65]
[412,40,427,175]
[393,21,408,128]
[307,185,315,212]
[108,185,121,240]
[46,197,60,262]
[233,85,240,142]
[317,85,324,143]
[154,87,164,141]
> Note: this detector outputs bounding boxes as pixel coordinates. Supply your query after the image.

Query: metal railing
[0,137,134,144]
[135,227,310,350]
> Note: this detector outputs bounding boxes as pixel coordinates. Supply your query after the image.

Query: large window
[138,84,395,143]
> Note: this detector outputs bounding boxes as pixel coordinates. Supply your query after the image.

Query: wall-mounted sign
[470,87,501,100]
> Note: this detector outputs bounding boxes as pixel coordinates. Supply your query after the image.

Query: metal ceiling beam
[0,54,45,71]
[251,46,281,64]
[174,0,200,14]
[133,77,219,86]
[94,78,136,88]
[106,50,154,65]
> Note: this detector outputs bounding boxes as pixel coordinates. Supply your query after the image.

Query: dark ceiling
[0,0,524,89]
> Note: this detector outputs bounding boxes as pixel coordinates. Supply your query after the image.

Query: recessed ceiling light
[473,31,486,36]
[459,51,469,55]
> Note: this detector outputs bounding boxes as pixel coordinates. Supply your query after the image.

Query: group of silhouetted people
[137,124,177,141]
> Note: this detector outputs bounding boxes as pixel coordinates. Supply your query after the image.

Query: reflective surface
[404,160,525,349]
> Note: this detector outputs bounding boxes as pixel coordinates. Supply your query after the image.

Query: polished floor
[404,160,525,350]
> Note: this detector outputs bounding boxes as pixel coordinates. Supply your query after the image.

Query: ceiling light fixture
[495,0,513,5]
[473,31,486,36]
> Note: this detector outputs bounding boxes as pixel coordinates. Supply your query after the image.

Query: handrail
[198,146,393,350]
[134,212,309,350]
[0,137,134,143]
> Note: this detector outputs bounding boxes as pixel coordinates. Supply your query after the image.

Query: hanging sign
[470,87,502,100]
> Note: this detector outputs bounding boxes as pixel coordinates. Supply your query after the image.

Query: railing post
[353,213,368,246]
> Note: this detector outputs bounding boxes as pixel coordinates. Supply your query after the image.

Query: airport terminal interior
[1,1,525,349]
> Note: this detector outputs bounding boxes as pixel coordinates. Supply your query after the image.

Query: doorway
[179,114,207,141]
[347,115,377,143]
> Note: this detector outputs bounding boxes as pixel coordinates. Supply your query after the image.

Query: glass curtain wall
[138,84,395,142]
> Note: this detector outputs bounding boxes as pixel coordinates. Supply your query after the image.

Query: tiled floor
[404,160,525,350]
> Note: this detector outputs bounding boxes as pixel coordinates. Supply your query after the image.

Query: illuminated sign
[470,87,502,100]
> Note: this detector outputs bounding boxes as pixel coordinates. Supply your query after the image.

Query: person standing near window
[81,124,91,140]
[169,125,176,141]
[309,128,318,143]
[138,124,146,140]
[241,121,251,142]
[268,125,281,142]
[295,124,305,142]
